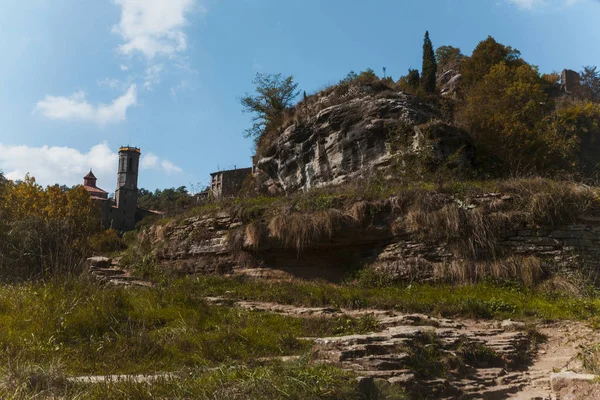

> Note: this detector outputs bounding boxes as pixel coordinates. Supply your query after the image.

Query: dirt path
[507,322,600,399]
[207,297,600,399]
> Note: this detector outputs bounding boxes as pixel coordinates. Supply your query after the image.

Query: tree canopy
[435,46,463,74]
[137,186,195,214]
[241,73,300,143]
[458,62,577,174]
[460,36,523,88]
[580,66,600,102]
[0,175,105,278]
[421,31,437,93]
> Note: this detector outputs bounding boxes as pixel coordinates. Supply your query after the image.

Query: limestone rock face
[255,92,471,194]
[437,59,463,96]
[139,213,239,274]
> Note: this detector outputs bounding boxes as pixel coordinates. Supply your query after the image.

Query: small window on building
[128,158,132,172]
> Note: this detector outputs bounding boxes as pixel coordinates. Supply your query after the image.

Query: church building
[83,146,158,231]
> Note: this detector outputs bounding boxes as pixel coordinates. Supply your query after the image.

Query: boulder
[551,371,600,399]
[87,256,111,269]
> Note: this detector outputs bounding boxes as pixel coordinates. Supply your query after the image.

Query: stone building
[83,170,108,200]
[83,146,159,231]
[210,167,252,199]
[561,69,582,95]
[115,146,141,231]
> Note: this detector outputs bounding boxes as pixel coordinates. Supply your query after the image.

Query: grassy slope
[2,360,403,400]
[0,279,377,376]
[189,276,600,321]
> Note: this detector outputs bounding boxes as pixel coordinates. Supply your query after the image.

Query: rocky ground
[206,297,600,399]
[87,256,600,399]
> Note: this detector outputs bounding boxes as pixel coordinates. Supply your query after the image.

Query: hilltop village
[83,146,253,231]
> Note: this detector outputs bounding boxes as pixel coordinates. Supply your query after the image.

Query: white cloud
[161,160,183,174]
[141,152,183,174]
[144,64,164,89]
[508,0,543,8]
[0,143,183,188]
[98,77,125,90]
[507,0,580,9]
[35,85,137,125]
[120,64,129,71]
[0,143,118,188]
[112,0,198,58]
[140,153,159,169]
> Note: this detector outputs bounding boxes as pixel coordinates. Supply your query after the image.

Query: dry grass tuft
[0,360,68,398]
[536,275,588,297]
[349,201,369,223]
[268,210,352,252]
[403,193,504,258]
[245,221,268,251]
[497,178,598,224]
[434,256,546,287]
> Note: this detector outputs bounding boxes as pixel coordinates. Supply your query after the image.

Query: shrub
[89,229,127,254]
[0,176,103,279]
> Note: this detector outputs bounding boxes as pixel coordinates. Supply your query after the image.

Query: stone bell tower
[115,146,140,231]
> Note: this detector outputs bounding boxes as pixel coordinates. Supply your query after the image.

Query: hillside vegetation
[2,33,600,399]
[244,35,600,183]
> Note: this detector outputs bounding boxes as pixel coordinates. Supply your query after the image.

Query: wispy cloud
[169,80,191,98]
[144,64,164,89]
[98,77,127,91]
[141,152,183,174]
[112,0,199,59]
[35,85,137,125]
[0,142,182,188]
[507,0,581,9]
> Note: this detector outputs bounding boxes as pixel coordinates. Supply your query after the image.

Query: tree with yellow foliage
[0,175,104,279]
[458,63,576,175]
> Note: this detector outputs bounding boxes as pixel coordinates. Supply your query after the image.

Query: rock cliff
[139,186,600,284]
[255,91,472,194]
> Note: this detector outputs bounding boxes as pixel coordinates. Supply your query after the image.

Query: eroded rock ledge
[139,195,600,284]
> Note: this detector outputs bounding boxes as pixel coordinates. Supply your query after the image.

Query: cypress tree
[421,31,437,93]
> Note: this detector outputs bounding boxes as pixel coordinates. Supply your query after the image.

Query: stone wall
[500,221,600,269]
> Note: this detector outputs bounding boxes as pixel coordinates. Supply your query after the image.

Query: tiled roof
[84,185,108,195]
[84,170,97,180]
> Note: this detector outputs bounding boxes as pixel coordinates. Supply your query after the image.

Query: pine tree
[421,31,437,93]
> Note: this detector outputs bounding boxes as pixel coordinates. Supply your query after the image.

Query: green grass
[0,359,407,400]
[185,275,600,321]
[0,278,377,375]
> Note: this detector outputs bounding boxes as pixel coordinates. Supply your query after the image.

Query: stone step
[90,267,128,277]
[354,354,410,371]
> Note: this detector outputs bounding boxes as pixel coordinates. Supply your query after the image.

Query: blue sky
[0,0,598,193]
